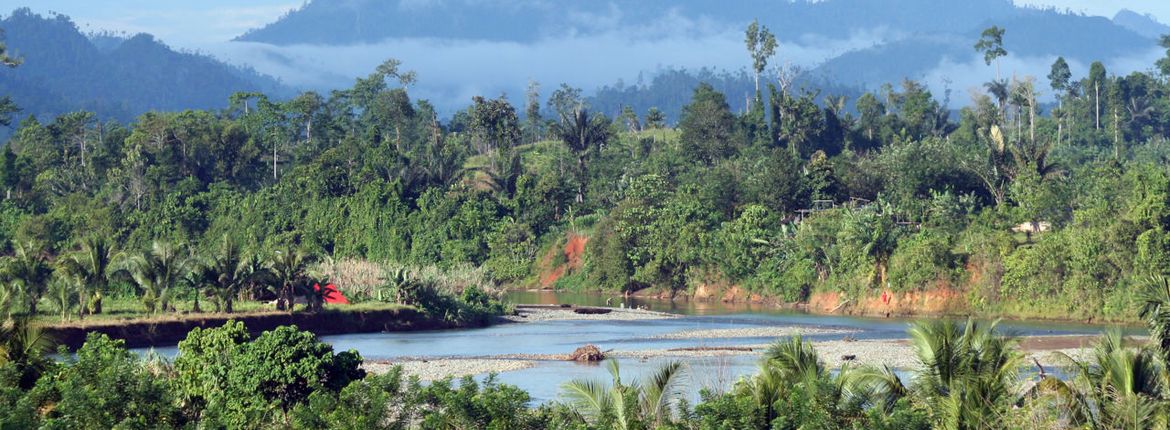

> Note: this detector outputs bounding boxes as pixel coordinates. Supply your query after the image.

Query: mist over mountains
[1,0,1168,123]
[0,8,289,125]
[223,0,1168,119]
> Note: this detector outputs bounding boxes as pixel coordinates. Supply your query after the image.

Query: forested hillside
[4,16,1170,322]
[0,9,289,125]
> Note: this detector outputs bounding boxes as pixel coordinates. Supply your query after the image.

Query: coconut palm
[1057,330,1166,429]
[734,336,851,423]
[182,261,211,314]
[298,275,333,313]
[268,249,313,311]
[1140,274,1170,361]
[239,253,273,303]
[0,242,53,316]
[843,364,909,412]
[121,241,190,313]
[560,359,688,429]
[57,236,116,317]
[907,318,1024,430]
[45,275,79,322]
[551,108,610,203]
[191,236,267,314]
[0,316,55,388]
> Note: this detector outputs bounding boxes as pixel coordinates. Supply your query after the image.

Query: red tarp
[315,283,350,304]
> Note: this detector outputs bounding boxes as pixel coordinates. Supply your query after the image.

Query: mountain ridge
[0,8,292,124]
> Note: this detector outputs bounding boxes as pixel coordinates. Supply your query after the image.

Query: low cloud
[920,47,1164,108]
[203,23,904,114]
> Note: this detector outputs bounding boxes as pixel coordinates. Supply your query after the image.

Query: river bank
[510,288,1144,326]
[43,305,458,349]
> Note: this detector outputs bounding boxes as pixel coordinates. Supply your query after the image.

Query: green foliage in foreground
[5,290,1170,429]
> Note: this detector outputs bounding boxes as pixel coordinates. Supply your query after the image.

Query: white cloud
[920,47,1165,108]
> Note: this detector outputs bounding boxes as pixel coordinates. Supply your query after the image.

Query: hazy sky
[0,0,1167,51]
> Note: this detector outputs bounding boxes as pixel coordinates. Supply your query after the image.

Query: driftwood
[569,344,605,362]
[573,307,612,315]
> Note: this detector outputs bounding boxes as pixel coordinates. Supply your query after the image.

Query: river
[131,292,1120,402]
[319,291,1114,402]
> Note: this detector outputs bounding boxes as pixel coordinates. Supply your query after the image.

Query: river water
[314,291,1113,402]
[132,291,1117,402]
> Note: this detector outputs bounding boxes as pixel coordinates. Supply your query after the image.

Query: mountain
[237,0,1023,46]
[1113,9,1170,40]
[233,0,1161,114]
[0,8,292,124]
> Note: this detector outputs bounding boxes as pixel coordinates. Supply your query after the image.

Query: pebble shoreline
[364,359,536,381]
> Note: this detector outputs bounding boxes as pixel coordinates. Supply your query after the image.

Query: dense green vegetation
[4,287,1170,429]
[4,24,1170,322]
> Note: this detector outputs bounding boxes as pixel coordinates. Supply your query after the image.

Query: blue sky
[0,1,1167,51]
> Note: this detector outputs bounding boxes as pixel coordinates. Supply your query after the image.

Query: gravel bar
[364,359,536,381]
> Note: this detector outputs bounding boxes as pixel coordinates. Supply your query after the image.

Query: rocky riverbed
[363,335,1100,382]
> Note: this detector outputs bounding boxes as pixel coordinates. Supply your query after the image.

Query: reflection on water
[505,290,783,315]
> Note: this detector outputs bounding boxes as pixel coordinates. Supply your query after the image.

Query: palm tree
[1140,274,1170,362]
[0,316,55,388]
[552,108,610,203]
[560,359,688,429]
[298,274,332,313]
[907,318,1024,429]
[239,253,273,304]
[0,242,53,316]
[841,207,899,289]
[57,236,116,317]
[268,249,313,311]
[191,236,254,313]
[46,275,78,322]
[984,79,1009,121]
[122,241,189,313]
[1056,330,1166,429]
[182,261,210,314]
[735,336,844,423]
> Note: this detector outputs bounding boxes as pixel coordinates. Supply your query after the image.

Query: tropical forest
[5,1,1170,428]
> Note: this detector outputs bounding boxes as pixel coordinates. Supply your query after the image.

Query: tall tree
[0,28,22,128]
[744,19,778,96]
[1048,57,1072,102]
[1048,57,1072,145]
[1157,35,1170,77]
[523,80,543,143]
[975,26,1007,81]
[552,108,610,203]
[1088,61,1107,130]
[548,84,583,122]
[679,84,739,165]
